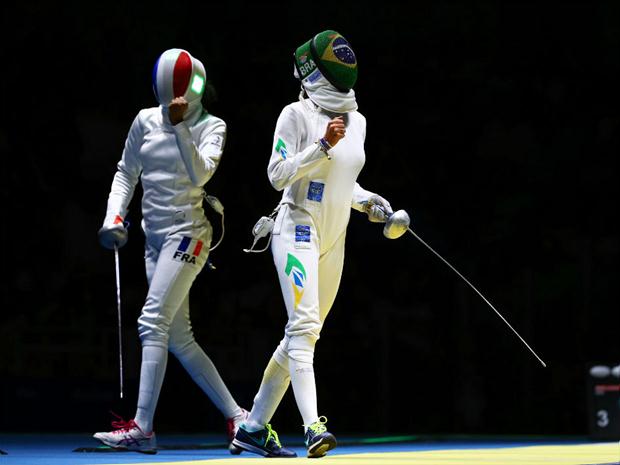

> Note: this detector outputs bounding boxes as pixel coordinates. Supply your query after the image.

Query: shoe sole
[232,438,296,458]
[231,438,270,457]
[94,437,157,455]
[96,444,157,454]
[308,436,337,458]
[229,443,243,455]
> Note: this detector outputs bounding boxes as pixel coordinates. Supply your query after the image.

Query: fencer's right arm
[267,105,329,191]
[172,118,226,186]
[99,113,144,249]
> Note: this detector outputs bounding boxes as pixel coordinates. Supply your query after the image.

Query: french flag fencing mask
[152,49,206,105]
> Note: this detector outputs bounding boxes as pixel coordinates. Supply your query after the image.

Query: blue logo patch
[307,181,325,202]
[307,69,322,84]
[295,225,311,243]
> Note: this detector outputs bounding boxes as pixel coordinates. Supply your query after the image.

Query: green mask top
[294,30,358,92]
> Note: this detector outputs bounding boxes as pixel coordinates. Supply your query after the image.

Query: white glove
[365,194,393,223]
[98,217,128,250]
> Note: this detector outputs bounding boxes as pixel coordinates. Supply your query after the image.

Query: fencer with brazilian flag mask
[232,30,397,459]
[94,48,248,454]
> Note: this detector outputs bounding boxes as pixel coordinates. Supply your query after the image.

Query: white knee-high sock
[289,355,319,430]
[135,345,168,433]
[245,357,291,432]
[173,341,240,419]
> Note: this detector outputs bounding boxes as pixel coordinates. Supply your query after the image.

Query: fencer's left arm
[353,184,394,222]
[172,119,226,186]
[351,116,393,221]
[352,115,375,212]
[351,182,375,213]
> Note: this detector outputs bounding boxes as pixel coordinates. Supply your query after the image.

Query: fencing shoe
[232,423,297,457]
[305,416,337,458]
[227,407,249,454]
[93,415,156,454]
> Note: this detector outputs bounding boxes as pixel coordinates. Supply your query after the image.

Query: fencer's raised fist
[98,223,129,250]
[168,97,189,125]
[324,116,346,147]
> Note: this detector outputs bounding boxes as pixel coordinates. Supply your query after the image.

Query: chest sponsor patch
[172,236,203,264]
[294,225,311,249]
[307,181,325,202]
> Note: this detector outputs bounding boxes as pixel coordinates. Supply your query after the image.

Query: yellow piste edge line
[90,442,620,465]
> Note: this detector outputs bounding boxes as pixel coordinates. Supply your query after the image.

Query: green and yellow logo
[285,253,306,309]
[275,138,288,160]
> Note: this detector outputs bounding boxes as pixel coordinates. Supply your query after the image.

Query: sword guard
[383,210,410,239]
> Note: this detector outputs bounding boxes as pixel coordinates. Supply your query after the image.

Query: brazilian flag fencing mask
[294,30,358,92]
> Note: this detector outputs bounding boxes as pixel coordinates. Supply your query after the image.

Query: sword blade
[407,228,547,368]
[114,245,124,398]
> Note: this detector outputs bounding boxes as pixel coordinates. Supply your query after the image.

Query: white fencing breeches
[271,221,346,343]
[247,213,346,428]
[134,227,239,431]
[138,229,210,346]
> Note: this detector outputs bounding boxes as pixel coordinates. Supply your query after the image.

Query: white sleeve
[351,182,376,212]
[103,113,144,225]
[267,106,329,191]
[172,117,226,186]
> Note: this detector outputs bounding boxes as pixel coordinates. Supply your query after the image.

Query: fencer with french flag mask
[232,30,396,459]
[94,49,247,454]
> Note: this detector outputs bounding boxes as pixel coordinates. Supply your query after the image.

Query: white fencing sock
[134,345,168,433]
[245,357,291,432]
[173,341,240,419]
[288,335,319,430]
[289,357,318,431]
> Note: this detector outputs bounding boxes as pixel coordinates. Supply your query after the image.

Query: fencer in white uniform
[233,30,395,459]
[94,49,247,454]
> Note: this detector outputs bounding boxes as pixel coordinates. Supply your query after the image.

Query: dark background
[2,1,618,438]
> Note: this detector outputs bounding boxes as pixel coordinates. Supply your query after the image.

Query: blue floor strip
[0,433,603,465]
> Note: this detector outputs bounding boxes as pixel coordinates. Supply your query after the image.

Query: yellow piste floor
[105,442,619,465]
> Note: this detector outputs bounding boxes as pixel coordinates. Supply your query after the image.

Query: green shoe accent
[304,416,337,458]
[305,416,330,447]
[233,423,297,457]
[264,424,282,448]
[307,416,328,436]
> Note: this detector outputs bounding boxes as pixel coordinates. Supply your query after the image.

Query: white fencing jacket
[268,99,375,251]
[103,105,225,237]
